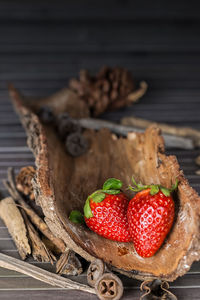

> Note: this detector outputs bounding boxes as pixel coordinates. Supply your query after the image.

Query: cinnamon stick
[21,209,56,264]
[0,197,31,260]
[4,167,66,253]
[0,253,95,294]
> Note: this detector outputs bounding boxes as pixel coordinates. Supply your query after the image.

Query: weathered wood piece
[4,169,66,253]
[0,253,95,294]
[9,85,200,282]
[121,116,200,147]
[4,167,83,273]
[0,197,31,260]
[21,209,56,263]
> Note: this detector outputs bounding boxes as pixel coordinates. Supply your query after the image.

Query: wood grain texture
[0,0,200,298]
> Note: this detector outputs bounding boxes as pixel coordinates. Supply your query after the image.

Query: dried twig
[0,253,95,294]
[79,118,194,149]
[3,167,66,253]
[21,209,56,264]
[0,197,31,260]
[121,116,200,147]
[127,81,148,103]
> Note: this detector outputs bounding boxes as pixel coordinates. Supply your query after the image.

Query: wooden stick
[4,168,66,253]
[121,116,200,147]
[21,209,56,264]
[0,197,31,260]
[79,118,194,150]
[0,253,95,294]
[127,81,148,103]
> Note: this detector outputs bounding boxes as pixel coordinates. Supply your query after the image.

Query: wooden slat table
[0,1,200,299]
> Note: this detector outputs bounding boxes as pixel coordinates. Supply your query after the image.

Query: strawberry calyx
[129,177,179,197]
[84,178,123,219]
[69,210,85,224]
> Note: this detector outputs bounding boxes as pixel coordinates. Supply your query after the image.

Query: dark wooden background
[0,1,200,299]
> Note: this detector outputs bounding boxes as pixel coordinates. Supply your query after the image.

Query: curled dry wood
[4,168,83,274]
[0,253,95,294]
[21,209,56,263]
[0,197,31,260]
[4,168,66,254]
[9,85,200,282]
[121,116,200,148]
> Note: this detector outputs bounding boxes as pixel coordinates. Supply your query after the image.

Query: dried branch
[121,116,200,147]
[127,81,148,103]
[21,209,56,264]
[3,167,66,253]
[0,197,31,260]
[0,253,95,294]
[79,118,194,150]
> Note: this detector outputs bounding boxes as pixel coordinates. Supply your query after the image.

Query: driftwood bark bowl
[9,86,200,282]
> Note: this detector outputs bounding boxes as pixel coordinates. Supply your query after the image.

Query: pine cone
[16,166,36,200]
[69,66,136,116]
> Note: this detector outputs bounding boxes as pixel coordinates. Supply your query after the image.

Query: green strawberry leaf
[160,187,171,197]
[84,198,93,219]
[103,178,122,191]
[92,192,106,203]
[102,189,121,195]
[150,185,159,195]
[84,191,106,219]
[69,210,85,224]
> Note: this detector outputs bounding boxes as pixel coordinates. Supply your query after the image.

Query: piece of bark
[0,253,95,294]
[0,197,31,260]
[79,118,194,150]
[8,84,90,118]
[21,209,56,263]
[121,116,200,147]
[56,250,83,276]
[10,84,200,282]
[4,169,66,253]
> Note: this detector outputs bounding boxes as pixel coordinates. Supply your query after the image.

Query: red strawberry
[127,178,178,257]
[83,178,131,242]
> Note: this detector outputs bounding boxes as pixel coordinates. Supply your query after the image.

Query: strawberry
[127,178,178,257]
[83,178,131,242]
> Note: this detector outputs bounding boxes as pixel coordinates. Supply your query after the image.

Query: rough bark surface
[9,85,200,281]
[0,197,31,260]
